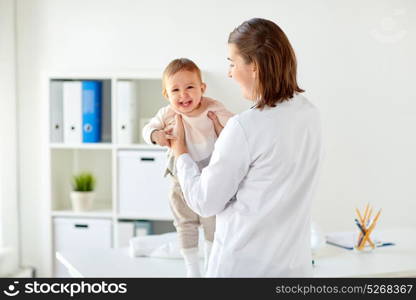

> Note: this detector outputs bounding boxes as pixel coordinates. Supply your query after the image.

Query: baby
[142,58,233,277]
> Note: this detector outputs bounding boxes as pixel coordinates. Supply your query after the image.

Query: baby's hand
[151,130,172,147]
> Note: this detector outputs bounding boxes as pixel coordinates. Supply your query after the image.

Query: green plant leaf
[71,172,96,192]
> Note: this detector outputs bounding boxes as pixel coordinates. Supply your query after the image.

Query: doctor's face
[227,43,256,101]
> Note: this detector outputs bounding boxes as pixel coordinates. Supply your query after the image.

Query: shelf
[47,70,162,80]
[50,143,113,150]
[49,143,167,151]
[116,214,173,221]
[115,144,166,151]
[51,151,113,211]
[51,209,113,219]
[47,73,173,277]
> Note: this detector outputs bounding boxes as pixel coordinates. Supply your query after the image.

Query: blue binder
[82,81,102,143]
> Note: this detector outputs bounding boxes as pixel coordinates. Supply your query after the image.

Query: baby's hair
[162,58,202,98]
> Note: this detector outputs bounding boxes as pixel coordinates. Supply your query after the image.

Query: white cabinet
[53,217,112,277]
[46,72,175,277]
[118,150,172,220]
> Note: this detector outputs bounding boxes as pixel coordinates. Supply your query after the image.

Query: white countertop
[57,248,187,277]
[313,228,416,277]
[57,228,416,277]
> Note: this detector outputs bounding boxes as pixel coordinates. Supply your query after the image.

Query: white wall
[0,0,19,275]
[15,0,416,276]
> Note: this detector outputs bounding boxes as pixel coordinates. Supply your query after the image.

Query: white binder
[63,81,82,144]
[50,81,64,143]
[117,81,138,144]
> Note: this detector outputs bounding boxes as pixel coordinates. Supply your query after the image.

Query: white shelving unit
[43,71,175,277]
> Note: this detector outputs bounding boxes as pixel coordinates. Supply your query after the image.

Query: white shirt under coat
[176,94,323,277]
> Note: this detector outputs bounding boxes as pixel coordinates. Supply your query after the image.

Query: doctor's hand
[207,111,224,137]
[170,114,188,158]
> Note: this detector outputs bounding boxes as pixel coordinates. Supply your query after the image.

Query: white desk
[57,228,416,278]
[313,228,416,277]
[56,248,187,277]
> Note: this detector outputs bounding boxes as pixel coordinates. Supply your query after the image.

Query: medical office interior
[0,0,415,278]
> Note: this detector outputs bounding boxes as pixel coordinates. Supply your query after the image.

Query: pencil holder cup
[354,205,382,253]
[353,228,375,253]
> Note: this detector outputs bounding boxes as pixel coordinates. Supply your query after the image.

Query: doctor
[170,18,323,277]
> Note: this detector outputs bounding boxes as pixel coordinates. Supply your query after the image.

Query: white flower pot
[70,191,95,212]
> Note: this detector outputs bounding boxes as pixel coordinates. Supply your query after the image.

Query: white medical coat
[176,94,323,277]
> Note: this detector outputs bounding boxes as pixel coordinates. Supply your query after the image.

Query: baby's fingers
[164,127,173,133]
[159,139,171,147]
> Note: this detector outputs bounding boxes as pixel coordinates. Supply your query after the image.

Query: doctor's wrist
[173,144,188,158]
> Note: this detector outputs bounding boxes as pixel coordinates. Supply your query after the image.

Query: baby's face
[165,70,206,114]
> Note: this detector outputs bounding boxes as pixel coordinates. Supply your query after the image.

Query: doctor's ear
[251,62,258,79]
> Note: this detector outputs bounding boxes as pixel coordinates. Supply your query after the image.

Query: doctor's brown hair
[228,18,304,109]
[162,58,203,98]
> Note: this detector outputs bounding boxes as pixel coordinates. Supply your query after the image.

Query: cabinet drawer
[53,217,112,251]
[118,150,172,219]
[53,217,112,277]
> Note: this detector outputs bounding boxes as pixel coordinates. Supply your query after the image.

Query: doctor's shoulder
[294,93,322,122]
[293,93,320,111]
[232,107,261,125]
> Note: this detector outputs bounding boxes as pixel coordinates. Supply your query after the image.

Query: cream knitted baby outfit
[142,96,233,277]
[143,97,233,164]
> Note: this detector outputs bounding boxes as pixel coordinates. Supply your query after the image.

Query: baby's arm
[151,130,172,147]
[142,106,170,146]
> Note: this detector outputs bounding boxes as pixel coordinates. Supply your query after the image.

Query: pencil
[355,219,375,248]
[355,206,375,248]
[363,203,369,222]
[363,203,370,226]
[358,209,382,250]
[355,208,364,224]
[355,208,365,245]
[366,208,373,227]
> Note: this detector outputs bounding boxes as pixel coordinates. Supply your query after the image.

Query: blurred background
[0,0,415,277]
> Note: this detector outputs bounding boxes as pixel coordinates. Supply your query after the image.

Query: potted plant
[70,172,96,212]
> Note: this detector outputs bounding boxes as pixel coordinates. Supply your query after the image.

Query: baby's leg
[199,215,216,273]
[169,178,200,248]
[169,177,201,277]
[200,216,215,243]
